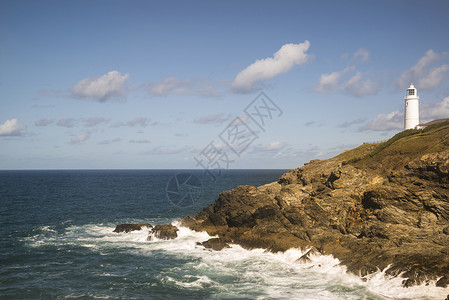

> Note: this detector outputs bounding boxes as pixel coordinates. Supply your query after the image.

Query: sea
[1,169,448,300]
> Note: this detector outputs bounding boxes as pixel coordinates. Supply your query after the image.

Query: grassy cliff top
[336,121,449,172]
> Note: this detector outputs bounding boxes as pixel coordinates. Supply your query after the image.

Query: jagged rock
[113,223,152,233]
[148,224,178,240]
[436,275,449,288]
[197,238,231,251]
[296,247,320,263]
[180,124,449,287]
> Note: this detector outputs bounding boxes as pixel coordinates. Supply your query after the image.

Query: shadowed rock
[197,238,231,251]
[148,224,179,241]
[296,247,320,263]
[113,223,152,233]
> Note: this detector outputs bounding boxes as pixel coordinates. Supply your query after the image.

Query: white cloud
[313,67,379,97]
[353,48,370,62]
[232,41,310,93]
[419,65,449,90]
[313,67,353,94]
[362,97,449,131]
[147,77,223,98]
[194,113,230,125]
[70,132,91,144]
[421,96,449,122]
[360,110,403,131]
[396,50,449,90]
[344,72,380,97]
[0,119,26,136]
[35,119,53,127]
[71,71,129,102]
[360,95,449,131]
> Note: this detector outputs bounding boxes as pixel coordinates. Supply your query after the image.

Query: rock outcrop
[197,238,231,251]
[113,223,152,233]
[181,123,449,287]
[148,224,179,240]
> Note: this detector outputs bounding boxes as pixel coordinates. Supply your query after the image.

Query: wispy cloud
[194,113,231,125]
[141,146,191,155]
[83,117,108,127]
[0,119,26,136]
[35,119,54,127]
[353,48,370,63]
[231,41,310,93]
[57,118,77,128]
[340,48,371,63]
[146,77,223,98]
[70,131,91,144]
[396,50,449,90]
[249,141,286,154]
[360,111,403,131]
[98,138,122,145]
[111,117,150,128]
[312,66,354,94]
[344,72,379,97]
[71,71,129,102]
[338,117,367,128]
[304,121,324,127]
[313,66,379,97]
[129,139,151,144]
[313,48,379,97]
[127,117,149,127]
[174,133,188,137]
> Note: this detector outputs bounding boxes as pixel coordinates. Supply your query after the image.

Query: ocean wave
[21,221,449,299]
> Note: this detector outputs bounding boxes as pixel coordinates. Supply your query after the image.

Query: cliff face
[181,122,449,287]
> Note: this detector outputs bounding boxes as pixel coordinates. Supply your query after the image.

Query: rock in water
[113,223,152,233]
[148,224,178,240]
[197,238,231,251]
[296,247,320,263]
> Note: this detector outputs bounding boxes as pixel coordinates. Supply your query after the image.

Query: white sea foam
[25,221,449,299]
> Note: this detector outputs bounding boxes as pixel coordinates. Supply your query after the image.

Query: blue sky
[1,0,449,170]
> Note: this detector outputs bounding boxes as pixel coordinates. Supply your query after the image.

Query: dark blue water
[0,169,283,299]
[1,170,446,299]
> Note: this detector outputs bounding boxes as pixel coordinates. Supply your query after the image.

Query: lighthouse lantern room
[404,83,419,130]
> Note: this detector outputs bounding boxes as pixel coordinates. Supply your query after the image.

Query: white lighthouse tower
[404,83,419,130]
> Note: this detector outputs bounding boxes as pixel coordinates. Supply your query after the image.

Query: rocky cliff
[181,122,449,287]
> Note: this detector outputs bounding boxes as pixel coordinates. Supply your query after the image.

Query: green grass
[338,121,449,170]
[369,128,420,157]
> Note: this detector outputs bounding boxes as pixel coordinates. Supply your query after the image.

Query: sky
[1,0,449,170]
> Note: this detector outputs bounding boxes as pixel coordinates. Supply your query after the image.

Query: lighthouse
[404,83,419,130]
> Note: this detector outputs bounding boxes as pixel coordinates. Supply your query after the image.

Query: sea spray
[23,221,449,299]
